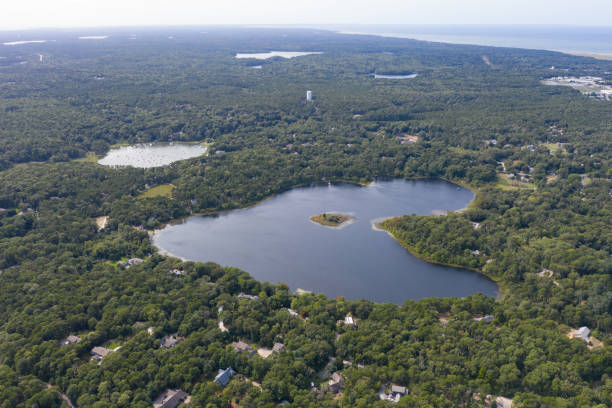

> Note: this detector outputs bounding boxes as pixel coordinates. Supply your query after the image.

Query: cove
[153,180,498,303]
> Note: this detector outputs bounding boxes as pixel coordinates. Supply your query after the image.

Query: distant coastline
[565,52,612,61]
[335,25,612,56]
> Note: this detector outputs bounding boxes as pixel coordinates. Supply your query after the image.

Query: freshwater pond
[98,143,207,168]
[373,73,418,79]
[235,51,323,59]
[154,180,498,303]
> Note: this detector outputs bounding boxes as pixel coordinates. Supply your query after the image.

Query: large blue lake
[153,180,498,303]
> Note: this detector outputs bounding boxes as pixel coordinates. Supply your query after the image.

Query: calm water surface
[235,51,323,59]
[334,25,612,54]
[374,73,418,79]
[98,143,207,168]
[154,180,498,303]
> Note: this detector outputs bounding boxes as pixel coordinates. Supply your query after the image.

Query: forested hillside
[0,28,609,407]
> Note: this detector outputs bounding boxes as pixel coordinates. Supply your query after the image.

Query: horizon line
[2,23,612,33]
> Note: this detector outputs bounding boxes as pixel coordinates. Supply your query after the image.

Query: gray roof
[474,314,494,323]
[328,374,344,393]
[153,389,188,408]
[237,293,259,300]
[91,346,112,357]
[330,372,344,385]
[391,385,407,395]
[161,334,183,349]
[214,367,235,387]
[61,335,81,346]
[232,341,253,353]
[272,343,285,352]
[574,326,590,340]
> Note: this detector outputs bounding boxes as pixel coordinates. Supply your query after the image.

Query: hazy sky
[1,0,611,30]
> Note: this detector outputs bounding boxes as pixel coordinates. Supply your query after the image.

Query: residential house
[380,384,408,402]
[473,315,494,323]
[118,258,144,268]
[152,389,188,408]
[237,292,259,300]
[232,340,254,355]
[328,372,344,393]
[160,334,184,349]
[494,396,513,408]
[214,367,236,387]
[572,326,590,342]
[61,335,81,347]
[390,385,407,401]
[91,346,112,361]
[343,314,356,326]
[286,308,298,317]
[272,343,286,353]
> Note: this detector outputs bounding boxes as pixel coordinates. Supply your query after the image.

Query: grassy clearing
[105,340,121,350]
[138,184,174,199]
[541,143,568,155]
[495,174,536,191]
[74,152,99,163]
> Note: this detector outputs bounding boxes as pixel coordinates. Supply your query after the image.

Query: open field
[138,184,174,199]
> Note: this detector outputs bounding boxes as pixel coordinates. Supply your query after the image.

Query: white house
[573,326,590,342]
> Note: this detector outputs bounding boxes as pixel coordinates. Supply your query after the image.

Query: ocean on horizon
[330,24,612,55]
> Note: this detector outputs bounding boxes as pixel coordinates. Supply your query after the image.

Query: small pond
[374,73,418,79]
[153,180,498,303]
[98,143,207,168]
[235,51,323,59]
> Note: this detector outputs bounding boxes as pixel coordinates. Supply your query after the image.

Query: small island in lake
[310,212,354,228]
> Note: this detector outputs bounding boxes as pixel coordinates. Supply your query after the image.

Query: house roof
[214,367,235,387]
[91,346,112,357]
[153,389,188,408]
[391,385,407,394]
[232,341,252,352]
[330,372,344,384]
[237,293,259,300]
[574,326,590,339]
[272,343,285,352]
[63,335,81,345]
[161,334,183,349]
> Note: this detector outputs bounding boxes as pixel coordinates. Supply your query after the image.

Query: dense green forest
[0,27,610,407]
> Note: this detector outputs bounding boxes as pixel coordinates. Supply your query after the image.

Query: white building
[344,315,356,326]
[573,326,590,342]
[306,90,313,101]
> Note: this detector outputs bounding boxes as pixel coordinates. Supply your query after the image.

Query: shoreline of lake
[152,179,497,302]
[377,217,502,298]
[98,142,208,168]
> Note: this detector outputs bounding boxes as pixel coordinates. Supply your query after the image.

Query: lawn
[495,173,536,191]
[138,184,174,199]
